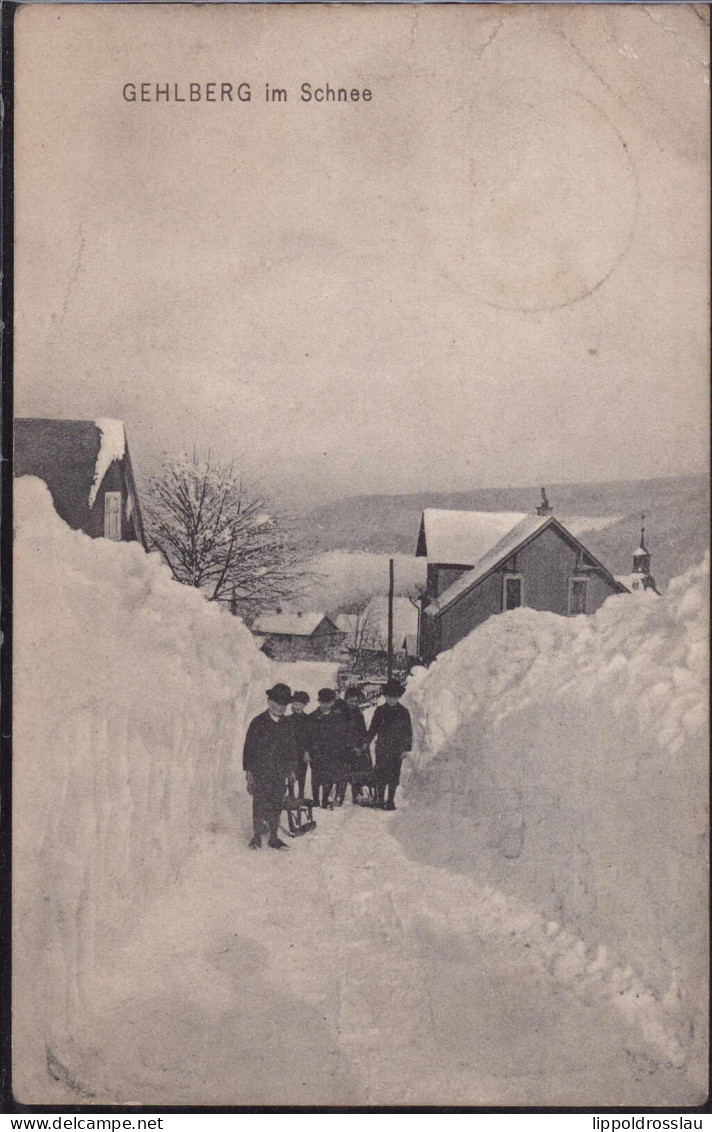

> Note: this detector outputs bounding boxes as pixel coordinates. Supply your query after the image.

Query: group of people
[242,680,413,850]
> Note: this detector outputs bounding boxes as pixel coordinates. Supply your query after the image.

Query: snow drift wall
[13,478,270,1094]
[401,560,708,1078]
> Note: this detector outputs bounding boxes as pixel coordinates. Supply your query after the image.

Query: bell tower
[632,515,652,575]
[631,515,660,593]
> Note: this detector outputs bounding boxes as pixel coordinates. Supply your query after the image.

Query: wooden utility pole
[387,558,394,682]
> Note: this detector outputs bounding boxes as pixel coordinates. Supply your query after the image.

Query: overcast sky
[14,3,710,509]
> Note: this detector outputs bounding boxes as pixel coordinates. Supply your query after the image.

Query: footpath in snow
[33,800,702,1108]
[13,479,707,1106]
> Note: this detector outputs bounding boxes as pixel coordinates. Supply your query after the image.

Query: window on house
[569,577,588,614]
[104,492,122,540]
[503,574,523,610]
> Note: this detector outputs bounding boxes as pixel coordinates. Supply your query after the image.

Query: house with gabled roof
[251,610,345,662]
[416,508,530,604]
[417,492,629,664]
[14,418,146,547]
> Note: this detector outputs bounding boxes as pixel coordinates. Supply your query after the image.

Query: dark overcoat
[365,702,413,786]
[343,704,372,782]
[243,711,298,802]
[343,704,368,747]
[291,712,311,757]
[308,707,351,783]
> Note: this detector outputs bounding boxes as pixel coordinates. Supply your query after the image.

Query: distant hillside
[306,475,709,589]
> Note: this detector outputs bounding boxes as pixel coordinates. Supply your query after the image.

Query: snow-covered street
[40,799,700,1107]
[13,482,708,1107]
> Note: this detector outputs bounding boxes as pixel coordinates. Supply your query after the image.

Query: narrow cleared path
[51,799,699,1106]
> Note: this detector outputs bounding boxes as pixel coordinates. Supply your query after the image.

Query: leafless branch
[143,453,313,617]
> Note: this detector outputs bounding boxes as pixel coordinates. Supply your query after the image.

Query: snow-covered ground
[20,806,703,1106]
[13,478,708,1105]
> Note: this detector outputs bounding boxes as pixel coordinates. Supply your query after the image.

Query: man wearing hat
[289,691,311,799]
[243,683,298,849]
[365,680,412,810]
[308,688,352,808]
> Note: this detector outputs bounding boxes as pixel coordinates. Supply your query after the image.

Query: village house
[252,610,345,662]
[393,633,422,676]
[336,597,419,677]
[334,612,387,674]
[416,492,629,664]
[14,418,146,547]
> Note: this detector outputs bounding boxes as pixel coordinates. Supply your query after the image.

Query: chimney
[297,611,302,618]
[276,606,282,615]
[536,487,553,517]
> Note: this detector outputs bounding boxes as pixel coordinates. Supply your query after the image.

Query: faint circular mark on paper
[434,83,639,313]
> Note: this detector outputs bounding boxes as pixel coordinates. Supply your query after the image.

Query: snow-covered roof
[564,515,621,537]
[14,418,146,547]
[402,634,419,654]
[335,598,418,644]
[424,514,550,615]
[89,419,127,508]
[417,509,529,564]
[252,612,335,636]
[335,613,358,634]
[425,514,628,617]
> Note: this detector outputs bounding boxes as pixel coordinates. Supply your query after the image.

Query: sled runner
[281,796,317,837]
[351,750,376,805]
[354,787,378,806]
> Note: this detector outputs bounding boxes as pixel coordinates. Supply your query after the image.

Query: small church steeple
[632,514,651,575]
[629,514,660,594]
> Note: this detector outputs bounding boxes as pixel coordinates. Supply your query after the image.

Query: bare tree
[342,599,387,676]
[143,454,311,618]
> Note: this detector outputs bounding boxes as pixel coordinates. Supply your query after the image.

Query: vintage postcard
[10,1,710,1108]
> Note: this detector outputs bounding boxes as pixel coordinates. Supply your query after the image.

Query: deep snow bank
[401,560,708,1077]
[13,478,269,1096]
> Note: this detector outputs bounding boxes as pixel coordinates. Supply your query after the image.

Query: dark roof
[14,418,146,545]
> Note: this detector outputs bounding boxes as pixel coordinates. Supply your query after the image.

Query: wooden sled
[281,796,317,837]
[351,769,377,806]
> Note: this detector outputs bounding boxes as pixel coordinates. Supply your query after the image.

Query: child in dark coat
[341,687,373,804]
[243,683,298,849]
[308,688,352,807]
[365,680,412,810]
[289,691,311,799]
